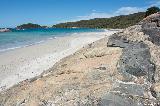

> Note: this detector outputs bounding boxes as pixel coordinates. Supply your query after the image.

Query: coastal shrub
[145,6,160,17]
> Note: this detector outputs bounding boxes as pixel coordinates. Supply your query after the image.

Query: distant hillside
[53,12,145,29]
[16,23,47,29]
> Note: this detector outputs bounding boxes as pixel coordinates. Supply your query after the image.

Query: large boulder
[108,34,155,82]
[140,12,160,45]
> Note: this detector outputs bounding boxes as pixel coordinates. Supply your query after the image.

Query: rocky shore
[1,13,160,106]
[0,28,10,32]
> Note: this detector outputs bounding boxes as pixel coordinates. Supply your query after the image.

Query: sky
[0,0,160,27]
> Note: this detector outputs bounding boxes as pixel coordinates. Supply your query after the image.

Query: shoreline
[0,29,120,54]
[0,31,118,92]
[0,36,57,54]
[0,31,106,54]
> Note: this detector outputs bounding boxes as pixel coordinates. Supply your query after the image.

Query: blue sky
[0,0,160,27]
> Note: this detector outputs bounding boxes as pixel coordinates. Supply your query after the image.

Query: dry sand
[0,31,118,91]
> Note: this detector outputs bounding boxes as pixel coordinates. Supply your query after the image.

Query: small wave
[0,46,26,53]
[0,37,59,53]
[73,33,78,35]
[0,29,103,53]
[47,36,57,40]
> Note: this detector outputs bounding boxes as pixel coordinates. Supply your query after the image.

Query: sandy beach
[0,31,117,91]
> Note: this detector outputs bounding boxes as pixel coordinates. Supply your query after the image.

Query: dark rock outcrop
[107,33,157,105]
[108,34,155,83]
[141,12,160,45]
[105,12,160,105]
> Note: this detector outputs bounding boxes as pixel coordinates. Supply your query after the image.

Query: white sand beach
[0,31,117,91]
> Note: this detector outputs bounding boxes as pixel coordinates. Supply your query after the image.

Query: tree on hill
[145,6,160,17]
[16,23,42,29]
[53,12,145,29]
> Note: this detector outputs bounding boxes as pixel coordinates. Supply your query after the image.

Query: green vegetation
[16,23,43,29]
[17,7,160,29]
[53,12,145,29]
[145,6,160,17]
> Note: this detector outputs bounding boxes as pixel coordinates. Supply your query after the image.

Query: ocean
[0,28,104,53]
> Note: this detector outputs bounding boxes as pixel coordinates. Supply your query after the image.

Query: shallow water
[0,28,104,52]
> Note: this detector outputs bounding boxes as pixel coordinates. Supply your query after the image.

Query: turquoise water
[0,28,104,52]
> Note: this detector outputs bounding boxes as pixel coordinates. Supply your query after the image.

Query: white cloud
[58,6,148,23]
[57,12,113,23]
[70,6,145,22]
[76,12,113,20]
[57,1,160,23]
[149,1,160,7]
[115,7,145,15]
[92,9,97,12]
